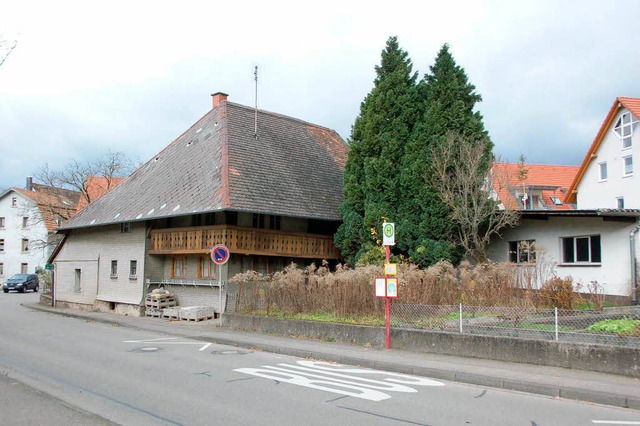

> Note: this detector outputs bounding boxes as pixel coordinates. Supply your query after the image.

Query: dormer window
[613,112,638,149]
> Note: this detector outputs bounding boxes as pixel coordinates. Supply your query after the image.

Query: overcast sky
[1,0,640,190]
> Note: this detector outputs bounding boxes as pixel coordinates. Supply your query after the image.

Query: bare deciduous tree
[429,132,519,262]
[35,150,137,208]
[0,34,18,68]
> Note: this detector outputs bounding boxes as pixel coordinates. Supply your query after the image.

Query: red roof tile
[492,162,579,210]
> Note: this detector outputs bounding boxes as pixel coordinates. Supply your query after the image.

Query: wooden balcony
[148,225,341,259]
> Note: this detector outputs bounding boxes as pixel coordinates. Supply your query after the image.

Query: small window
[0,217,5,228]
[121,222,132,233]
[22,217,29,228]
[74,269,82,292]
[598,162,607,181]
[617,197,625,209]
[198,256,216,279]
[252,213,265,229]
[11,197,17,207]
[561,235,601,264]
[171,256,187,278]
[110,260,118,278]
[21,239,29,252]
[21,263,28,274]
[129,260,137,279]
[623,156,633,176]
[0,239,4,252]
[550,197,562,205]
[0,262,4,276]
[614,112,638,149]
[56,218,62,227]
[269,215,281,230]
[508,240,536,264]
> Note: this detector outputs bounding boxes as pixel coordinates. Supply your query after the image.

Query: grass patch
[242,309,385,326]
[586,318,640,336]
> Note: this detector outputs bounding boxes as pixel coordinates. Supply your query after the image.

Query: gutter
[631,219,640,305]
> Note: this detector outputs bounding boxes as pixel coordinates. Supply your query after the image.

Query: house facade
[0,178,79,282]
[488,98,640,302]
[52,92,348,315]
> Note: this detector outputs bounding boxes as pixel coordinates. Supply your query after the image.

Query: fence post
[554,307,559,341]
[459,303,463,334]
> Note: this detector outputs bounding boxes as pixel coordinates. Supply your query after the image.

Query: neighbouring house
[75,176,127,213]
[0,177,80,281]
[51,92,348,316]
[488,97,640,302]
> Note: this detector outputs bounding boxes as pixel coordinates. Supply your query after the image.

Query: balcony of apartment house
[147,225,342,259]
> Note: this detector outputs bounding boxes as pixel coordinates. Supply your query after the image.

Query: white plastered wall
[488,216,638,296]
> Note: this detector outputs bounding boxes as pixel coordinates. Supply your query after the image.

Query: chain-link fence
[392,303,640,348]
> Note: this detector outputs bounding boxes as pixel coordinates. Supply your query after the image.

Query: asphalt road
[1,291,639,425]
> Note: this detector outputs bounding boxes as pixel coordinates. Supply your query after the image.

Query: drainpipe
[630,219,640,305]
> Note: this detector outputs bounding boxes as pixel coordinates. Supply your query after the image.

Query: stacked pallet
[179,306,216,322]
[145,288,177,317]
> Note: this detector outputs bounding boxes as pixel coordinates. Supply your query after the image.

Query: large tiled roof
[565,97,640,203]
[61,97,348,230]
[492,162,579,210]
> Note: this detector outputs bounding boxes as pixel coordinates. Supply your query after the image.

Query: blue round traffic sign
[210,244,230,265]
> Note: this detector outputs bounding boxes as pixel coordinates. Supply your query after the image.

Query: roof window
[613,112,638,149]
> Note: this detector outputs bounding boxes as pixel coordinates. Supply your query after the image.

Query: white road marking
[234,361,444,401]
[125,337,212,351]
[592,422,640,425]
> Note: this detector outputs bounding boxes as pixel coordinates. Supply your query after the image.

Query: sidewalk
[26,302,640,411]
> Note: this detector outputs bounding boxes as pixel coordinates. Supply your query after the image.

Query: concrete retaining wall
[223,313,640,378]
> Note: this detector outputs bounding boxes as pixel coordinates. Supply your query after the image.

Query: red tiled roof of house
[492,162,579,210]
[565,97,640,203]
[14,185,80,232]
[76,176,127,213]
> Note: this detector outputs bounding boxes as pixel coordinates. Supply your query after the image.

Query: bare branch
[429,132,519,262]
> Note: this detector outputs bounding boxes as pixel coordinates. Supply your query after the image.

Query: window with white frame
[598,162,607,181]
[623,155,633,176]
[0,263,3,277]
[11,197,17,207]
[22,217,28,228]
[129,260,137,279]
[121,222,132,233]
[561,235,601,264]
[617,197,625,209]
[21,263,28,274]
[21,239,28,252]
[0,217,4,228]
[110,260,118,278]
[0,239,4,252]
[508,240,536,264]
[613,111,638,149]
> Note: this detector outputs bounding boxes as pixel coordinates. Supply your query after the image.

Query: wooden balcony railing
[148,225,341,259]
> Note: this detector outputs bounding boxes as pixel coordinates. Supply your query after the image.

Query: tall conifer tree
[335,36,419,264]
[397,44,492,266]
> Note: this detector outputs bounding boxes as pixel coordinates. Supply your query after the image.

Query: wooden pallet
[162,307,181,319]
[145,308,164,318]
[179,306,215,321]
[145,298,177,309]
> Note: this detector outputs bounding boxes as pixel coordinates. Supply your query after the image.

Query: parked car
[3,274,39,293]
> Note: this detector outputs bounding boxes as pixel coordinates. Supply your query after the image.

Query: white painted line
[199,343,212,351]
[592,421,640,425]
[125,338,212,351]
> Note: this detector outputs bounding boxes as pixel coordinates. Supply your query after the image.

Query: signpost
[210,244,230,319]
[374,223,397,349]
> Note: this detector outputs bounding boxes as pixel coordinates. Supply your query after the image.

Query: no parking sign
[210,244,230,265]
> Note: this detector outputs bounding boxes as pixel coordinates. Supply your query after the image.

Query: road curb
[24,303,640,410]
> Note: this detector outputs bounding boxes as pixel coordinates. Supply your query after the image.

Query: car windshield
[10,274,29,280]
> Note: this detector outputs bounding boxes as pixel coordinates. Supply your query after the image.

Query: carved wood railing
[148,225,341,259]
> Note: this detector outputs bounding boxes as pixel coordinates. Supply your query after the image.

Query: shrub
[539,276,576,309]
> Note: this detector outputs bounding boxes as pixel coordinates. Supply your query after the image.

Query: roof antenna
[254,65,258,139]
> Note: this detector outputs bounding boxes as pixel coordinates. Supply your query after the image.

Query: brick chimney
[211,92,228,109]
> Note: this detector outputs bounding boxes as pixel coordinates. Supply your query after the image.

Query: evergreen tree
[335,36,420,265]
[397,44,492,266]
